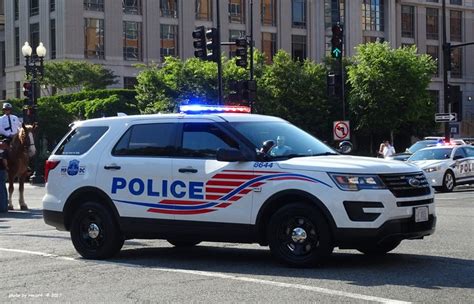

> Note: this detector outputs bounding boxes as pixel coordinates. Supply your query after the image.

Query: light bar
[179,104,251,114]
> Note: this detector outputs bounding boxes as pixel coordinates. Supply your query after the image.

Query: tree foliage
[347,42,437,138]
[41,60,118,93]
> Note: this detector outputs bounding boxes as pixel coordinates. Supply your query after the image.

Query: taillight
[44,160,60,183]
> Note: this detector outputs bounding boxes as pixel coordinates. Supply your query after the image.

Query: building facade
[2,0,473,136]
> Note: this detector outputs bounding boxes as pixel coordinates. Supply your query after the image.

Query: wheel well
[255,190,337,245]
[63,187,120,231]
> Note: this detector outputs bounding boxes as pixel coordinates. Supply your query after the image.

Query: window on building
[451,48,462,78]
[50,19,56,59]
[123,77,137,89]
[292,35,306,61]
[160,0,178,18]
[292,0,306,28]
[426,0,438,2]
[84,0,104,12]
[123,0,142,15]
[229,30,246,57]
[401,5,415,38]
[428,90,440,112]
[15,82,21,99]
[15,27,20,65]
[84,18,105,59]
[30,23,40,55]
[363,36,381,43]
[50,0,55,12]
[30,0,39,16]
[1,91,6,100]
[362,0,384,31]
[160,24,178,60]
[0,1,4,15]
[1,42,5,76]
[262,32,277,64]
[196,0,212,21]
[261,0,277,26]
[426,45,439,77]
[426,8,439,40]
[229,0,245,23]
[450,0,462,5]
[123,21,142,61]
[14,0,19,20]
[450,10,462,42]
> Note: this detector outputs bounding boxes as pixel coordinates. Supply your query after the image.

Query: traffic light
[331,24,343,59]
[192,26,207,60]
[23,82,32,99]
[450,85,462,121]
[206,27,219,62]
[241,80,256,101]
[327,73,342,97]
[235,38,248,68]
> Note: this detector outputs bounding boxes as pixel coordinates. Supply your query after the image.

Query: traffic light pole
[216,0,223,105]
[442,0,450,142]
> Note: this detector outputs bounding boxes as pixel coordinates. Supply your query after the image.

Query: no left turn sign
[333,121,350,141]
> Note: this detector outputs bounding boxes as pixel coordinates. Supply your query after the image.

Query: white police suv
[43,105,436,267]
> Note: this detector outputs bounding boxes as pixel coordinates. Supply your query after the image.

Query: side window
[55,126,108,155]
[180,123,239,158]
[453,148,466,159]
[465,147,474,157]
[112,123,177,157]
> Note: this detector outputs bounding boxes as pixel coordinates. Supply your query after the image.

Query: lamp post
[22,41,46,184]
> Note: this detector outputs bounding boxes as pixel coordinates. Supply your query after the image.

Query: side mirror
[338,141,353,154]
[216,148,246,162]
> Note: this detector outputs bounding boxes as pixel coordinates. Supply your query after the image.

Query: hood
[408,159,446,169]
[277,155,422,174]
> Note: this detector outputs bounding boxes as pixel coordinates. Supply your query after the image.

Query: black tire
[70,201,124,259]
[433,186,442,192]
[167,239,201,247]
[440,171,455,192]
[267,203,333,267]
[357,240,401,256]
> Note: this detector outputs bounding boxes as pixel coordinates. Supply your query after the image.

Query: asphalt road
[0,185,473,303]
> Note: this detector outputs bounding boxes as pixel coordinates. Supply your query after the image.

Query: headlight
[328,173,386,191]
[423,166,440,173]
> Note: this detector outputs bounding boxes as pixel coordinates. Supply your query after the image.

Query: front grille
[379,172,431,198]
[397,198,434,207]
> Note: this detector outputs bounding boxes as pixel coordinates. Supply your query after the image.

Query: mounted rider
[0,103,22,169]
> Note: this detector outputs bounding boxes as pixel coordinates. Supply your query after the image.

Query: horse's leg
[8,174,14,210]
[19,177,28,211]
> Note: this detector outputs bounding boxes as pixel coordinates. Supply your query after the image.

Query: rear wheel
[167,239,201,247]
[441,171,455,192]
[357,240,401,256]
[267,203,333,267]
[70,201,124,259]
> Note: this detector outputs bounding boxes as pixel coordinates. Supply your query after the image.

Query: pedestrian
[382,140,396,158]
[0,140,9,212]
[377,141,386,158]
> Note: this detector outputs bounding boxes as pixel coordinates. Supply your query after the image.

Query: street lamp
[22,41,46,184]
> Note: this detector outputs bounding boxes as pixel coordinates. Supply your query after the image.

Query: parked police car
[43,105,436,267]
[408,144,474,192]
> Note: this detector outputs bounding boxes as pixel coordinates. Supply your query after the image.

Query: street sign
[333,121,350,141]
[449,123,459,135]
[435,113,457,122]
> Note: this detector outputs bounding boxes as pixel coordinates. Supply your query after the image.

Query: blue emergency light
[179,104,251,114]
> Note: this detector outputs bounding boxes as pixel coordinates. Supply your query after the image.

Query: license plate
[414,206,429,223]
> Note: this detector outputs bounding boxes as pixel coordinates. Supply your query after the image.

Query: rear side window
[55,126,108,155]
[112,123,178,157]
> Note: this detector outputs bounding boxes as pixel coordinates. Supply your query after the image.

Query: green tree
[257,51,329,138]
[347,42,437,145]
[41,60,118,93]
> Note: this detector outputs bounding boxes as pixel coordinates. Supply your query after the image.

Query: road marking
[0,247,410,304]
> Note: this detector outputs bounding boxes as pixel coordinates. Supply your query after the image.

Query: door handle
[104,165,121,170]
[178,168,198,173]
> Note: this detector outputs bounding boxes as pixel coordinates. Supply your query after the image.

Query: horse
[7,124,37,211]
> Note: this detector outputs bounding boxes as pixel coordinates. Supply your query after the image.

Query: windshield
[409,148,453,161]
[230,121,336,159]
[407,140,437,153]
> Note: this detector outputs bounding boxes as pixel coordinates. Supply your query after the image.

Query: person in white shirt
[382,140,396,158]
[0,103,21,139]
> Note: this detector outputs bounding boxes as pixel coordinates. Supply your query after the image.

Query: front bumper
[335,215,436,249]
[43,209,67,231]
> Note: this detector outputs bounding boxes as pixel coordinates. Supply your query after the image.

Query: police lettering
[111,177,204,199]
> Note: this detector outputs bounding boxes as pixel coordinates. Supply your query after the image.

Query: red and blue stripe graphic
[113,170,331,215]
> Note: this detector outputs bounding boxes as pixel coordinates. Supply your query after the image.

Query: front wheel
[267,203,333,267]
[440,171,455,192]
[357,240,401,256]
[70,202,124,259]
